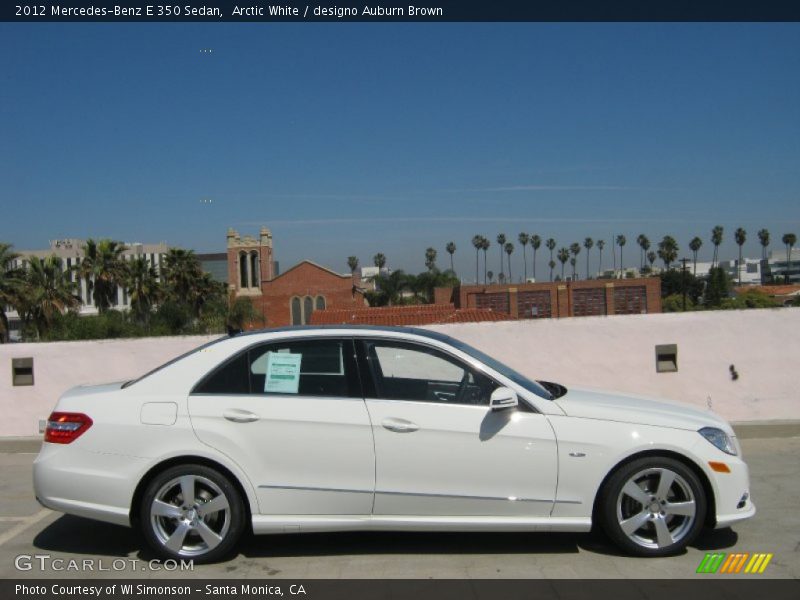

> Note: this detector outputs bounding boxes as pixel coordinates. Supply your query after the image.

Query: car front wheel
[140,464,245,563]
[601,456,707,556]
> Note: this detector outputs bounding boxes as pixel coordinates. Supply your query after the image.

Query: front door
[358,338,558,517]
[188,337,374,515]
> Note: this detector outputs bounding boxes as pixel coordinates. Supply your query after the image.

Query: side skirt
[251,515,592,535]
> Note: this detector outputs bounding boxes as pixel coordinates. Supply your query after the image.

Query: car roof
[232,324,452,341]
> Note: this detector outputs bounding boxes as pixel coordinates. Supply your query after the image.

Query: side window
[363,341,497,406]
[249,339,360,398]
[193,352,250,395]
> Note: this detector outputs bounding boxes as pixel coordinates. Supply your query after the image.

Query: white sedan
[34,326,754,562]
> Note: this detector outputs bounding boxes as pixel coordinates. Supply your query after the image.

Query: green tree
[366,270,411,306]
[496,233,506,278]
[782,233,796,283]
[347,256,359,274]
[647,250,657,270]
[757,229,770,261]
[548,260,556,281]
[504,242,514,281]
[583,237,594,279]
[471,235,482,284]
[444,242,456,272]
[657,236,679,270]
[21,255,81,339]
[0,243,25,343]
[615,234,627,275]
[162,248,201,303]
[226,296,263,331]
[596,239,606,275]
[711,225,724,267]
[77,238,128,313]
[734,228,747,286]
[424,247,437,271]
[689,236,703,276]
[481,237,490,284]
[569,243,581,280]
[125,256,161,325]
[557,247,570,280]
[721,289,781,310]
[373,253,387,270]
[517,233,529,281]
[530,234,541,281]
[703,266,731,308]
[545,238,557,281]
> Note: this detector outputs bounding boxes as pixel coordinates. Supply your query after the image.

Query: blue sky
[1,23,798,280]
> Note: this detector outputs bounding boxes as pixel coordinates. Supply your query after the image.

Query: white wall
[1,309,798,436]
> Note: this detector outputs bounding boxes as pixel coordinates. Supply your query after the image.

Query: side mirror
[490,387,518,411]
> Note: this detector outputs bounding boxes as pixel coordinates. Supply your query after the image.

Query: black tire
[600,456,707,557]
[139,464,245,563]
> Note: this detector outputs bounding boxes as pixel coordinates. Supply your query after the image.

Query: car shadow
[32,515,740,562]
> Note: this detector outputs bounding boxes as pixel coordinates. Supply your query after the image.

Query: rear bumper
[33,442,145,527]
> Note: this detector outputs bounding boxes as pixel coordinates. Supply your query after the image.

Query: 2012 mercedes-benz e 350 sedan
[34,326,754,562]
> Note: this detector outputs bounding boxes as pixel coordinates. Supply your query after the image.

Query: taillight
[44,412,93,444]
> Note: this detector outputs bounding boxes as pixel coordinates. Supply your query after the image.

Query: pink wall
[1,309,798,436]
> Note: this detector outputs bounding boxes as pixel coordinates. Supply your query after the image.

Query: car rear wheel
[601,456,706,556]
[140,464,245,563]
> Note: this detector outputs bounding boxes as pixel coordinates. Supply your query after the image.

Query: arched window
[239,251,248,288]
[315,296,326,310]
[303,296,314,324]
[291,297,302,325]
[250,252,259,288]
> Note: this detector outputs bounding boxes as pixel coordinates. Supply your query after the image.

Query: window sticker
[264,352,302,394]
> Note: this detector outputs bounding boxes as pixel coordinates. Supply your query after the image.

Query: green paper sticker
[264,352,302,394]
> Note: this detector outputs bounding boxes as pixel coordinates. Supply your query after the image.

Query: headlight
[699,427,738,456]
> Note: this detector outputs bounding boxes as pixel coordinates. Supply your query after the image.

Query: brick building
[436,278,662,319]
[310,303,513,326]
[228,227,365,328]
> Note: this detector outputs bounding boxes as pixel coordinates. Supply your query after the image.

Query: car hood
[555,386,734,434]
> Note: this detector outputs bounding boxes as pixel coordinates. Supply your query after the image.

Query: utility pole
[679,257,690,311]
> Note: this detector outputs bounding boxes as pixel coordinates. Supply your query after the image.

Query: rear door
[188,337,375,515]
[359,338,558,517]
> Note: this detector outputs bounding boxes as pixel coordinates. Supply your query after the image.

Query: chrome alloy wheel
[615,467,697,550]
[150,474,231,557]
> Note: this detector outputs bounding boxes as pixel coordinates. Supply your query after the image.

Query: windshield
[437,334,553,401]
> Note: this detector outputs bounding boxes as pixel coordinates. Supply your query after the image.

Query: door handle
[381,418,419,433]
[223,409,259,423]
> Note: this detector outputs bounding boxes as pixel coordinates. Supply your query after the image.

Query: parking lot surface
[1,437,798,579]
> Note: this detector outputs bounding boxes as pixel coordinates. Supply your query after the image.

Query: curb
[1,421,798,453]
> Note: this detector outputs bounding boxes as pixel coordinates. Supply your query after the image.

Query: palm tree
[637,235,650,272]
[347,256,359,274]
[583,237,594,279]
[471,235,482,284]
[689,237,703,276]
[481,237,491,284]
[757,229,770,261]
[504,242,514,281]
[647,251,657,270]
[616,234,627,276]
[711,225,724,268]
[545,238,556,281]
[125,256,161,324]
[424,247,437,271]
[636,234,645,270]
[782,233,797,283]
[557,247,570,280]
[518,233,529,281]
[734,228,747,285]
[596,240,606,275]
[445,242,456,272]
[657,236,679,270]
[368,270,411,306]
[569,243,581,280]
[373,253,387,270]
[0,244,27,343]
[496,233,506,278]
[548,259,556,281]
[530,234,541,281]
[570,257,577,280]
[22,255,81,339]
[163,248,202,304]
[487,270,494,284]
[77,239,128,312]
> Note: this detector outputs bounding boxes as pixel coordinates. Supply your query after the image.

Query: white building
[5,238,168,340]
[765,248,800,284]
